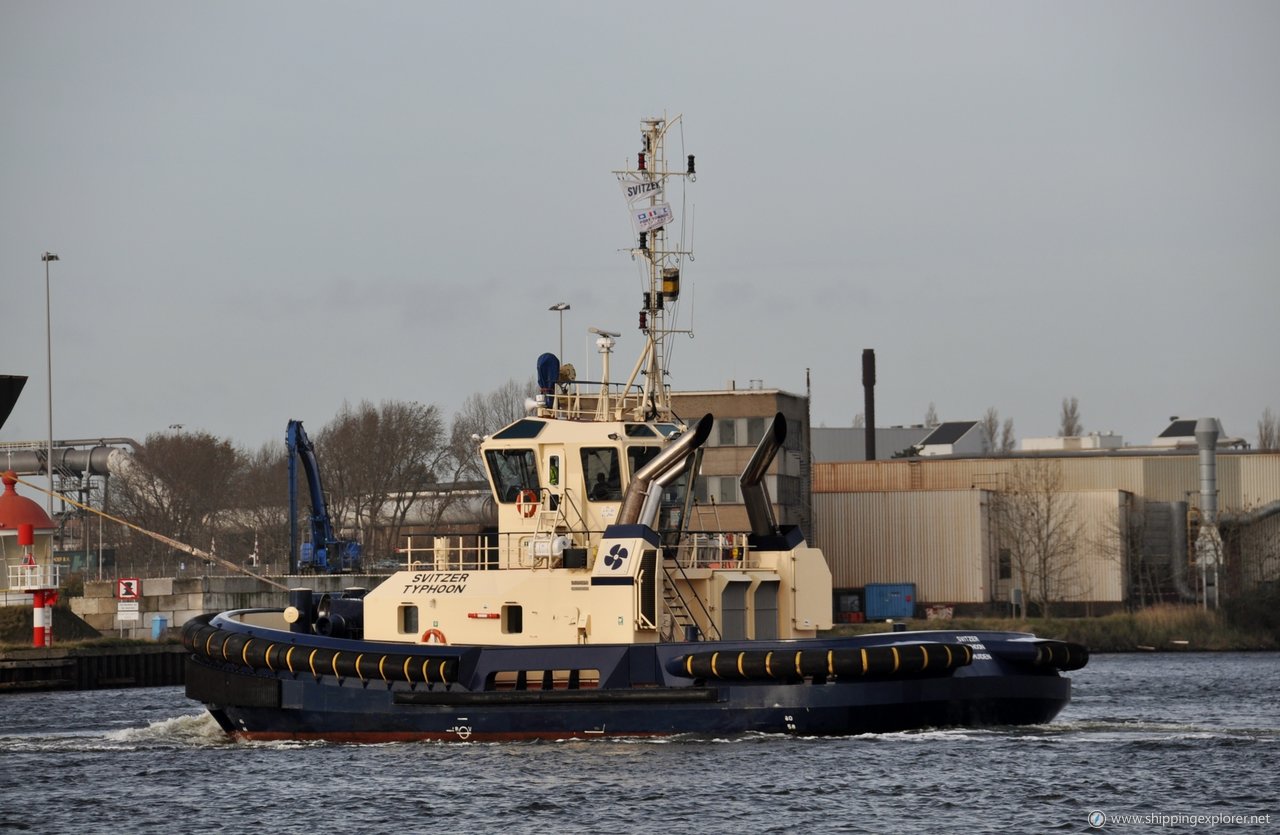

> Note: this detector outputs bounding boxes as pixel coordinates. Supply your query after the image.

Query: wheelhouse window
[486,448,540,503]
[582,447,622,501]
[492,419,547,440]
[627,444,660,476]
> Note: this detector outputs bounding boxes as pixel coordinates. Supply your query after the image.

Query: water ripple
[0,655,1277,834]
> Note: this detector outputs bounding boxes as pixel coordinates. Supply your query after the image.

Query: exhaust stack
[618,413,713,525]
[741,413,786,537]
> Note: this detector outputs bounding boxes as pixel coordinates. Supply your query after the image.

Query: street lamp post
[42,252,59,517]
[549,302,570,360]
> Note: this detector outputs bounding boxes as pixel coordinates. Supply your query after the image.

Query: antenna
[612,114,695,420]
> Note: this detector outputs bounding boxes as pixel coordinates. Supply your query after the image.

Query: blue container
[150,615,169,639]
[864,583,916,620]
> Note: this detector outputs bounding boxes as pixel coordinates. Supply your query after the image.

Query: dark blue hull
[184,612,1083,742]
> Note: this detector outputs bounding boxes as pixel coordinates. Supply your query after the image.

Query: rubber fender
[181,616,218,653]
[378,653,459,684]
[990,640,1089,671]
[675,642,973,681]
[183,622,458,681]
[184,622,460,684]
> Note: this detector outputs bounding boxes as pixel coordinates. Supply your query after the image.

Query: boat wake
[0,712,228,753]
[105,712,231,749]
[1038,717,1280,742]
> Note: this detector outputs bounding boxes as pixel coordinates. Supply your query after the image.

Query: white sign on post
[118,600,140,622]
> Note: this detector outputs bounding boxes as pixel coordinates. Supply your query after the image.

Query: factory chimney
[862,349,876,461]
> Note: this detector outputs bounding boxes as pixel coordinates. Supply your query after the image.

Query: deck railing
[396,530,756,572]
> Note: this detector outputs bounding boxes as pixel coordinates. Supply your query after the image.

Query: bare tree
[990,459,1083,618]
[233,440,290,572]
[999,418,1016,453]
[924,402,939,428]
[1259,407,1278,450]
[979,408,1016,454]
[110,429,246,576]
[1059,396,1083,437]
[979,407,1000,453]
[452,378,537,442]
[450,377,539,482]
[1221,502,1280,591]
[319,400,449,558]
[1092,494,1168,608]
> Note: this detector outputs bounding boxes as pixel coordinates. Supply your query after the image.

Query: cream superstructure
[359,116,832,647]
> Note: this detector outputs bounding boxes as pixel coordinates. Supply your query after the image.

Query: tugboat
[184,116,1087,741]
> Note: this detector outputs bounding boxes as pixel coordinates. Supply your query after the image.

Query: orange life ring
[421,628,448,645]
[516,489,539,518]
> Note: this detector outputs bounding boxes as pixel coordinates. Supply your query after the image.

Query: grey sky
[3,1,1277,453]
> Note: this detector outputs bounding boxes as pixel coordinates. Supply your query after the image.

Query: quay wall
[69,574,387,638]
[0,644,187,692]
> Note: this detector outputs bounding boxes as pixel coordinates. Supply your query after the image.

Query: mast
[614,115,695,421]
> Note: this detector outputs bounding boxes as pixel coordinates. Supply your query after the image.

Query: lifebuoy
[421,628,448,645]
[516,489,539,518]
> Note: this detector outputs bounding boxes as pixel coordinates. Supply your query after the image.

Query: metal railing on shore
[7,564,63,591]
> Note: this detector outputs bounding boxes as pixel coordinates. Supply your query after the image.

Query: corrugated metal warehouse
[813,449,1280,615]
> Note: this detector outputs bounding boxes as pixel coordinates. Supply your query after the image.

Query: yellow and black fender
[673,642,973,681]
[989,640,1089,671]
[182,617,458,685]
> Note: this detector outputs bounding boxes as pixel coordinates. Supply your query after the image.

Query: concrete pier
[70,574,389,639]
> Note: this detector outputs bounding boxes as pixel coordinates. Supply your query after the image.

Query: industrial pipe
[0,441,142,477]
[1195,418,1219,525]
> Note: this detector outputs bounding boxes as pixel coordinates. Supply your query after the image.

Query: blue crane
[287,419,362,573]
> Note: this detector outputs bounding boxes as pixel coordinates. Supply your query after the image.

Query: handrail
[7,564,63,591]
[396,527,755,574]
[662,561,721,640]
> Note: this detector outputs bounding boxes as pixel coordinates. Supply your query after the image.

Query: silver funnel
[618,413,713,525]
[741,413,786,537]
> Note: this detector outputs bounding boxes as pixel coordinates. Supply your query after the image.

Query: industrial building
[813,419,1280,617]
